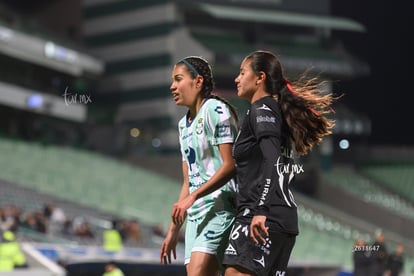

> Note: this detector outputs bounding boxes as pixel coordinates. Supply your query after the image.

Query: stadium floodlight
[339,139,350,150]
[44,42,78,64]
[26,94,44,109]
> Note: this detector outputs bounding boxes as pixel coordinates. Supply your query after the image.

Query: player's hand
[160,233,178,264]
[171,194,196,225]
[250,215,269,245]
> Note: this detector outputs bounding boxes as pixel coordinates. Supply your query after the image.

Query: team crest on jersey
[196,118,203,135]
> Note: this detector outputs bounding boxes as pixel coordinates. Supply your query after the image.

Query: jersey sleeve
[205,100,237,146]
[255,136,281,216]
[250,102,283,216]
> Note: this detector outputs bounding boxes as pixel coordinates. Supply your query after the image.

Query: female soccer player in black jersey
[223,50,336,276]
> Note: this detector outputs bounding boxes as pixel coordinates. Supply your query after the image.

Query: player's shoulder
[203,98,230,114]
[251,96,279,115]
[205,97,224,108]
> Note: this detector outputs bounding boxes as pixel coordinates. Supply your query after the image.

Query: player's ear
[257,71,266,85]
[258,71,266,80]
[195,75,204,89]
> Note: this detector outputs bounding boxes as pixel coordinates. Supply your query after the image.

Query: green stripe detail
[106,53,171,74]
[85,22,178,47]
[84,0,168,19]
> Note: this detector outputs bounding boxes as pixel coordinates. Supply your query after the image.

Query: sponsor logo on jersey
[253,255,265,267]
[256,115,276,123]
[242,208,251,216]
[216,124,231,138]
[257,104,272,111]
[275,271,286,276]
[214,105,223,114]
[258,179,271,206]
[204,230,216,240]
[257,237,271,255]
[225,244,237,255]
[182,132,192,140]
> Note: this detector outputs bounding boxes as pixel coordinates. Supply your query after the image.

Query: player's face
[235,58,259,102]
[170,64,199,107]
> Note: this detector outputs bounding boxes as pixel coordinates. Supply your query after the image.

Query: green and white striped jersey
[178,98,238,220]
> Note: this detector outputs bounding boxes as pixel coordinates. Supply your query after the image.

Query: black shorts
[222,220,296,276]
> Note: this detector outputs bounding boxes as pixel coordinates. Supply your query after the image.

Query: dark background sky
[331,1,411,146]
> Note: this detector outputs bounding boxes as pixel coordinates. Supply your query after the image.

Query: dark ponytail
[245,50,336,155]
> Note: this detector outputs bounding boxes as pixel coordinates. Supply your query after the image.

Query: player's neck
[251,90,271,104]
[188,98,207,122]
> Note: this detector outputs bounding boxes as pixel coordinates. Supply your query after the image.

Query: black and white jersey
[233,96,298,234]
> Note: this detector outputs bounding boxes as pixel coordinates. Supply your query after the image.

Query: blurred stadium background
[0,0,413,275]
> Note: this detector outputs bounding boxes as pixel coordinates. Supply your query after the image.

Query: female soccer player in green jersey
[160,56,239,276]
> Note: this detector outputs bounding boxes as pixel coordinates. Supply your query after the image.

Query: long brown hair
[245,50,336,155]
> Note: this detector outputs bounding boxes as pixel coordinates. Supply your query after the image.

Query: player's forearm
[167,220,183,235]
[191,159,236,200]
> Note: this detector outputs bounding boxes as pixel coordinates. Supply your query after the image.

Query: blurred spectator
[371,230,389,276]
[10,207,22,232]
[0,230,28,271]
[61,219,75,237]
[46,203,67,235]
[0,206,20,232]
[73,220,94,239]
[127,220,142,243]
[120,219,142,245]
[43,203,53,219]
[103,261,124,276]
[118,220,129,241]
[103,220,123,252]
[353,238,372,276]
[34,212,47,233]
[21,213,40,232]
[385,243,404,276]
